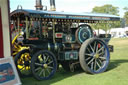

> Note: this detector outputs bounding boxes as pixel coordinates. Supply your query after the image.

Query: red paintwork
[98,43,101,48]
[0,8,4,58]
[56,33,63,38]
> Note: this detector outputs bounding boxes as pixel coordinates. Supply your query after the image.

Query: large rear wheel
[79,38,110,74]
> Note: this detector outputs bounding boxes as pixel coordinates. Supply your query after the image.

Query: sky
[10,0,128,17]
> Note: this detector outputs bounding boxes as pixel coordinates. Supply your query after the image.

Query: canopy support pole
[17,17,20,33]
[52,19,55,43]
[26,17,29,39]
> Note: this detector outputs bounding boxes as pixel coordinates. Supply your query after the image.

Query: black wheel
[31,50,57,80]
[14,49,31,77]
[79,38,110,74]
[75,24,93,44]
[60,61,70,71]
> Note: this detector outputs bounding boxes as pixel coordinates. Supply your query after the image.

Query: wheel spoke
[47,66,53,69]
[43,69,46,77]
[47,61,53,65]
[46,68,50,74]
[35,63,42,66]
[98,59,102,65]
[99,52,104,56]
[99,57,106,60]
[85,57,92,61]
[96,44,99,53]
[39,69,44,76]
[45,55,49,63]
[91,62,94,70]
[96,61,101,69]
[35,67,41,72]
[94,59,97,71]
[87,47,91,53]
[93,41,97,52]
[87,58,94,65]
[97,46,104,53]
[89,44,94,53]
[85,53,93,56]
[43,54,46,61]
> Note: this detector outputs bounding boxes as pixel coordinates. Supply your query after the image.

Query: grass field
[21,38,128,85]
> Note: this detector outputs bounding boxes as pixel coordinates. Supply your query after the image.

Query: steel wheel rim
[84,39,109,73]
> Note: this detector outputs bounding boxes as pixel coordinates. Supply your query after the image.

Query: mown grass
[21,38,128,85]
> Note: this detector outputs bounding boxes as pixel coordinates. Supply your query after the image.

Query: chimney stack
[50,0,56,11]
[35,0,43,10]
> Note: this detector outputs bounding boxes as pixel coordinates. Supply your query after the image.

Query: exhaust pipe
[35,0,43,10]
[50,0,56,11]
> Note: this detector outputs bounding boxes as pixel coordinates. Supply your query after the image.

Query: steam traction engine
[10,1,120,80]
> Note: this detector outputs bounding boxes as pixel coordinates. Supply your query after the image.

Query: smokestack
[35,0,43,10]
[50,0,56,11]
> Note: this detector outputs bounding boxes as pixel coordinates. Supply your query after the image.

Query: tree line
[91,4,128,32]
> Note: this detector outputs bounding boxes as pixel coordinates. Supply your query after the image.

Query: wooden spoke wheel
[31,50,57,80]
[14,49,31,77]
[79,38,110,74]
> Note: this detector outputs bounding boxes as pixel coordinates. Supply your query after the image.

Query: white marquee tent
[108,28,127,38]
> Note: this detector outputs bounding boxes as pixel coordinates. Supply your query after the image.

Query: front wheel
[79,38,110,74]
[31,50,57,80]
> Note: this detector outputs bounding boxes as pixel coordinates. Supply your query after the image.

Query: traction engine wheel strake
[79,38,110,74]
[31,50,57,80]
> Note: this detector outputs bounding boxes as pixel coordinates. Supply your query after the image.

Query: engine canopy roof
[11,9,120,22]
